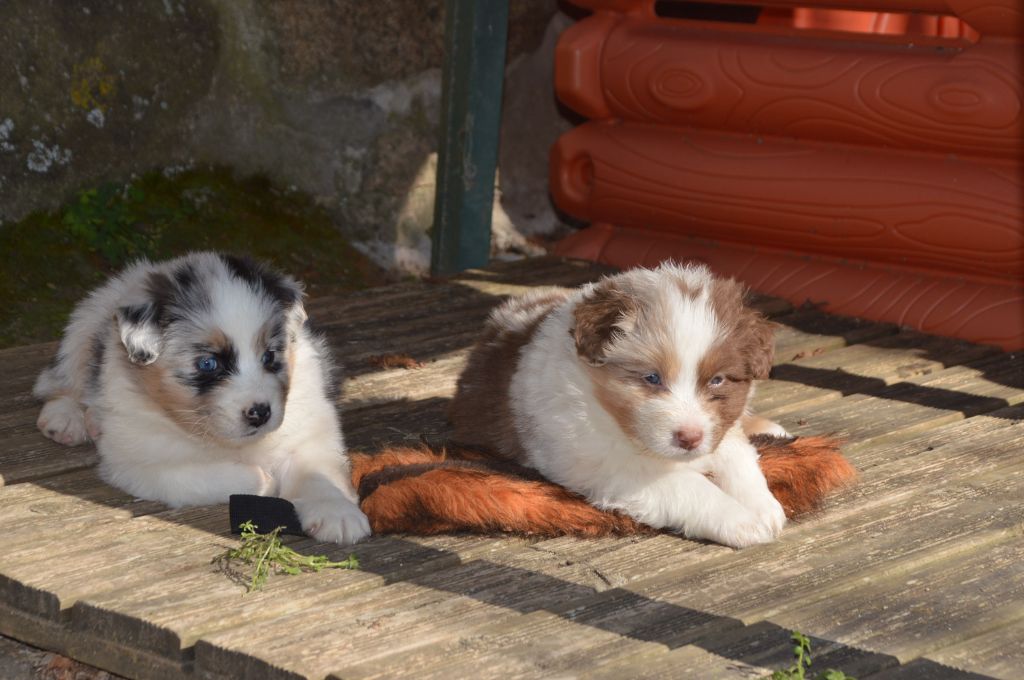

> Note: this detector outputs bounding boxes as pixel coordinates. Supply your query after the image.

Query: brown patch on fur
[709,278,775,380]
[572,281,638,366]
[349,436,855,537]
[204,328,230,352]
[697,343,754,450]
[134,361,203,435]
[756,435,858,518]
[586,363,644,441]
[449,288,570,461]
[367,354,424,370]
[350,446,649,537]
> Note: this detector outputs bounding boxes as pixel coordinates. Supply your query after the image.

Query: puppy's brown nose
[673,426,704,450]
[245,403,272,428]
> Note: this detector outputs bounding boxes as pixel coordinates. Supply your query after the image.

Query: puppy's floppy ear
[571,281,637,366]
[742,310,776,380]
[115,302,163,365]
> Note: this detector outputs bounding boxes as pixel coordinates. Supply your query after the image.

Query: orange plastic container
[551,0,1024,349]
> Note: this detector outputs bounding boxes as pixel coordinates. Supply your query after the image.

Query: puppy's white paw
[295,496,371,545]
[746,490,787,535]
[743,414,790,439]
[37,398,90,446]
[712,507,783,549]
[761,421,791,438]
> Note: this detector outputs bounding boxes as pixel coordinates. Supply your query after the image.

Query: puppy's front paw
[713,507,783,549]
[743,414,790,438]
[295,496,371,545]
[747,491,787,535]
[37,398,90,446]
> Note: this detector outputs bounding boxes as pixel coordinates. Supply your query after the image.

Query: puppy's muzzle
[245,403,272,428]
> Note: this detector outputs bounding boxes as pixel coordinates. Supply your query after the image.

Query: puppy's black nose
[245,403,272,428]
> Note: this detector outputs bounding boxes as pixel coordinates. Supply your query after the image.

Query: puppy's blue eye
[262,350,276,367]
[709,374,725,387]
[643,373,662,386]
[197,356,219,373]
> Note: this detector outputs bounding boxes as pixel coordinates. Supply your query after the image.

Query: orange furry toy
[349,435,855,538]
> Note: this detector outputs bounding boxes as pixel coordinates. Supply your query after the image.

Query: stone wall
[0,0,572,273]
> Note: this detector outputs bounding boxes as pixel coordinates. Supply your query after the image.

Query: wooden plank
[195,539,690,680]
[779,357,1023,449]
[843,398,1024,472]
[329,561,896,680]
[0,433,97,486]
[0,505,231,621]
[329,608,670,680]
[862,658,998,679]
[924,618,1024,679]
[579,619,898,680]
[756,332,1001,415]
[0,600,188,680]
[71,534,522,669]
[767,539,1024,668]
[771,309,899,363]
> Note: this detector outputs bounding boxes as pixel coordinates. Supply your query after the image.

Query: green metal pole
[430,0,509,276]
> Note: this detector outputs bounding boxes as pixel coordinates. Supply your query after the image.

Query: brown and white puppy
[450,262,788,548]
[34,252,369,545]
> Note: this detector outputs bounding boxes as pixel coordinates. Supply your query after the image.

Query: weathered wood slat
[579,619,898,680]
[862,658,999,679]
[0,434,97,487]
[193,547,625,680]
[69,534,522,675]
[777,356,1022,455]
[756,332,1001,415]
[923,618,1024,679]
[769,540,1024,668]
[0,506,231,620]
[770,310,899,362]
[328,608,671,680]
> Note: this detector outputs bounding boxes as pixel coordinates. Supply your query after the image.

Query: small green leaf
[212,521,360,592]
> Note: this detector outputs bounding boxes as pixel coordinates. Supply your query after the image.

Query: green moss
[0,166,386,348]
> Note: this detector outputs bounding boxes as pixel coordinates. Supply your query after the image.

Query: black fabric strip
[229,494,306,536]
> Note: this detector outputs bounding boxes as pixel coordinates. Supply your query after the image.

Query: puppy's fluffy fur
[451,262,790,548]
[34,252,369,545]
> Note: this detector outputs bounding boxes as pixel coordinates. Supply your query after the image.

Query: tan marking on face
[204,328,231,353]
[587,363,645,441]
[134,361,206,436]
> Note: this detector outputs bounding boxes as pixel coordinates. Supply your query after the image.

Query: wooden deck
[1,257,1021,680]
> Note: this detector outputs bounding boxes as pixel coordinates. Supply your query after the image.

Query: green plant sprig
[213,520,359,592]
[771,631,856,680]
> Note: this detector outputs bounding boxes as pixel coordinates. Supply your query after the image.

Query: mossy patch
[0,166,387,348]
